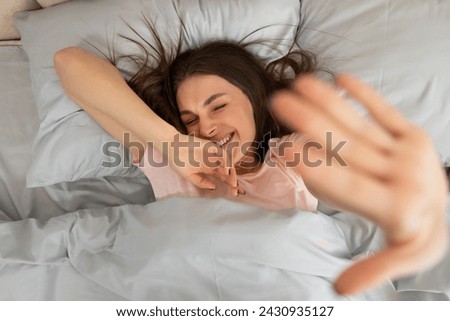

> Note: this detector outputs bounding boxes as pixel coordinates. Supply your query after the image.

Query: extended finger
[237,184,246,195]
[337,74,411,136]
[217,146,239,192]
[334,229,447,295]
[294,75,393,151]
[199,146,227,174]
[272,91,392,178]
[227,167,239,196]
[188,173,216,190]
[334,247,410,296]
[214,167,237,196]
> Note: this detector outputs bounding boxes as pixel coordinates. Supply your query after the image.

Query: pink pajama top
[139,133,318,212]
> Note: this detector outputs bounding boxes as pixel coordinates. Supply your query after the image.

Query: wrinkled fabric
[1,197,449,300]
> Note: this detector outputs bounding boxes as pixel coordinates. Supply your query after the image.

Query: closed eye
[183,117,198,126]
[213,104,226,111]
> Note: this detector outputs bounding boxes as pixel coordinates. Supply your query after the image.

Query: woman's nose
[199,118,217,138]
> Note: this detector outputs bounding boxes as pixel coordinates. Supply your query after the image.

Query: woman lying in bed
[53,29,448,296]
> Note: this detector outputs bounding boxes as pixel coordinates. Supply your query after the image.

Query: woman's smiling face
[176,74,256,164]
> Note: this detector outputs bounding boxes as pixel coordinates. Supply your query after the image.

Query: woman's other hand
[164,133,242,196]
[271,74,449,295]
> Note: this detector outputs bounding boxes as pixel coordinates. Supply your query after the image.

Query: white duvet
[1,197,449,300]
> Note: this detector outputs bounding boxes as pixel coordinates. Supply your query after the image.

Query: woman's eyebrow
[204,93,226,106]
[180,93,227,116]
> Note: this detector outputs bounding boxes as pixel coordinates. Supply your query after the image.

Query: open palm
[271,74,449,295]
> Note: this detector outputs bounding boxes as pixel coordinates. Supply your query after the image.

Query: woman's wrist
[149,123,180,154]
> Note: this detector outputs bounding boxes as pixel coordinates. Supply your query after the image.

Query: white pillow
[14,0,302,187]
[299,0,450,166]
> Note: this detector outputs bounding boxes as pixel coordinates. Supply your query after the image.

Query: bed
[1,0,449,301]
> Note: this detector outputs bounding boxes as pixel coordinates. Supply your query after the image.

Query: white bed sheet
[1,196,449,300]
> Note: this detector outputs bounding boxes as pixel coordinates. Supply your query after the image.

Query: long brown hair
[107,16,321,163]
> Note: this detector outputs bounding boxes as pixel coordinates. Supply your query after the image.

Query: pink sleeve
[137,146,200,200]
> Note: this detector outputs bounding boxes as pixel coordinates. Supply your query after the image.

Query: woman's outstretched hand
[271,74,449,295]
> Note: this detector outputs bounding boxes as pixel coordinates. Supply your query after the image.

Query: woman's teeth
[217,134,232,147]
